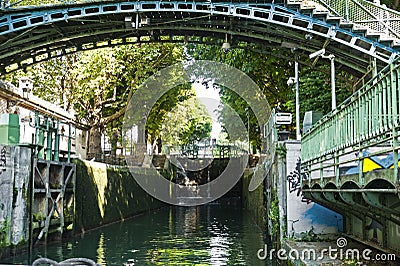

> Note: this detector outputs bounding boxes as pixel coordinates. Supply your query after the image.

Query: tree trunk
[393,0,399,10]
[111,129,118,157]
[87,125,102,160]
[157,137,162,154]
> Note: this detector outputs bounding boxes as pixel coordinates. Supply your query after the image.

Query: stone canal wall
[74,160,163,232]
[242,170,266,232]
[0,145,31,255]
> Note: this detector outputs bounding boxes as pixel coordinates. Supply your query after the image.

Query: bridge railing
[0,0,286,9]
[301,56,400,185]
[314,0,400,39]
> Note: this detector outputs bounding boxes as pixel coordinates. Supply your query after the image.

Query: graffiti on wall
[287,158,311,204]
[0,146,6,176]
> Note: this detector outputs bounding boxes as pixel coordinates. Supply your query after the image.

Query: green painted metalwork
[315,0,400,39]
[301,57,400,187]
[45,117,52,160]
[54,120,60,161]
[0,1,399,76]
[30,112,74,162]
[0,113,20,145]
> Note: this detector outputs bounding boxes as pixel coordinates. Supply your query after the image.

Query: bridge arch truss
[0,0,400,75]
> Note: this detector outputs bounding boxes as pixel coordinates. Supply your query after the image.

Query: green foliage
[6,44,186,154]
[269,190,280,236]
[187,43,293,150]
[145,84,196,147]
[275,144,287,159]
[159,95,212,146]
[217,87,257,144]
[298,226,320,242]
[283,65,354,130]
[6,40,356,150]
[0,219,10,247]
[33,212,46,222]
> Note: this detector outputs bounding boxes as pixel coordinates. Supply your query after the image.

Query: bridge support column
[276,141,341,240]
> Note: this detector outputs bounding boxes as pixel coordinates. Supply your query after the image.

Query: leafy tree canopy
[159,94,212,146]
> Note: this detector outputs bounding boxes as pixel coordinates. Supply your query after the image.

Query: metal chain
[32,257,100,266]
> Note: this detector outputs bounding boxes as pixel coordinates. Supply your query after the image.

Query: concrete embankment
[242,169,266,232]
[0,154,164,258]
[74,159,164,232]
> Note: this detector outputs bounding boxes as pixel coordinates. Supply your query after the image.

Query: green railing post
[335,151,339,186]
[358,149,363,186]
[67,124,72,163]
[391,63,398,183]
[35,112,44,159]
[53,120,60,161]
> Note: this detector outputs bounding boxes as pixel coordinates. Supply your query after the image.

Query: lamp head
[309,48,325,59]
[287,77,296,87]
[221,42,230,52]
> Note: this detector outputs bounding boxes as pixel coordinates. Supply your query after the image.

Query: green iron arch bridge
[300,57,400,254]
[2,0,400,256]
[0,0,399,75]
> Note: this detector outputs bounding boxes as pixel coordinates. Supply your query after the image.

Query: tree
[7,44,185,158]
[283,65,354,132]
[187,42,356,144]
[380,0,400,10]
[187,43,292,150]
[159,95,212,147]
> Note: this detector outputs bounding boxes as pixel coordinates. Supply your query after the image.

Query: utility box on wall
[303,111,323,134]
[0,114,20,145]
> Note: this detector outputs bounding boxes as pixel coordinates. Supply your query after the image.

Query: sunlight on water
[96,233,106,265]
[1,204,271,265]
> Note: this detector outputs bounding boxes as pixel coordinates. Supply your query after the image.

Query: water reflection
[2,204,270,265]
[96,233,106,265]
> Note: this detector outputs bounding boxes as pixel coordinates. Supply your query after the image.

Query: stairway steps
[379,37,396,47]
[286,0,399,50]
[365,30,384,42]
[326,16,343,26]
[352,25,369,37]
[391,39,400,48]
[338,20,355,30]
[312,10,329,20]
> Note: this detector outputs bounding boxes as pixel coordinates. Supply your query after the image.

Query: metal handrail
[301,56,400,184]
[301,55,400,182]
[314,0,400,39]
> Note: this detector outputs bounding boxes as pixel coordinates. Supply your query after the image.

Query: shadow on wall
[74,159,163,232]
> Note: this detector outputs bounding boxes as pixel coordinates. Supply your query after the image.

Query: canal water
[3,203,275,265]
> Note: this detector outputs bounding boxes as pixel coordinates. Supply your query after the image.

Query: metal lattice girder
[314,0,400,39]
[0,1,399,75]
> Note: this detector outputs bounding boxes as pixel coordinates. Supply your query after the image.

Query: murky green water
[3,203,273,265]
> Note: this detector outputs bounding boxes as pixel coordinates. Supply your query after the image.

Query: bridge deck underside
[0,1,399,75]
[302,168,400,255]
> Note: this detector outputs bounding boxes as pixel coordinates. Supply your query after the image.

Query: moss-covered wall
[242,170,266,232]
[74,160,164,232]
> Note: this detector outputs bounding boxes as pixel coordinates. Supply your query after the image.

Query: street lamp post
[295,61,300,140]
[245,107,250,153]
[309,48,336,111]
[287,61,301,141]
[327,54,336,110]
